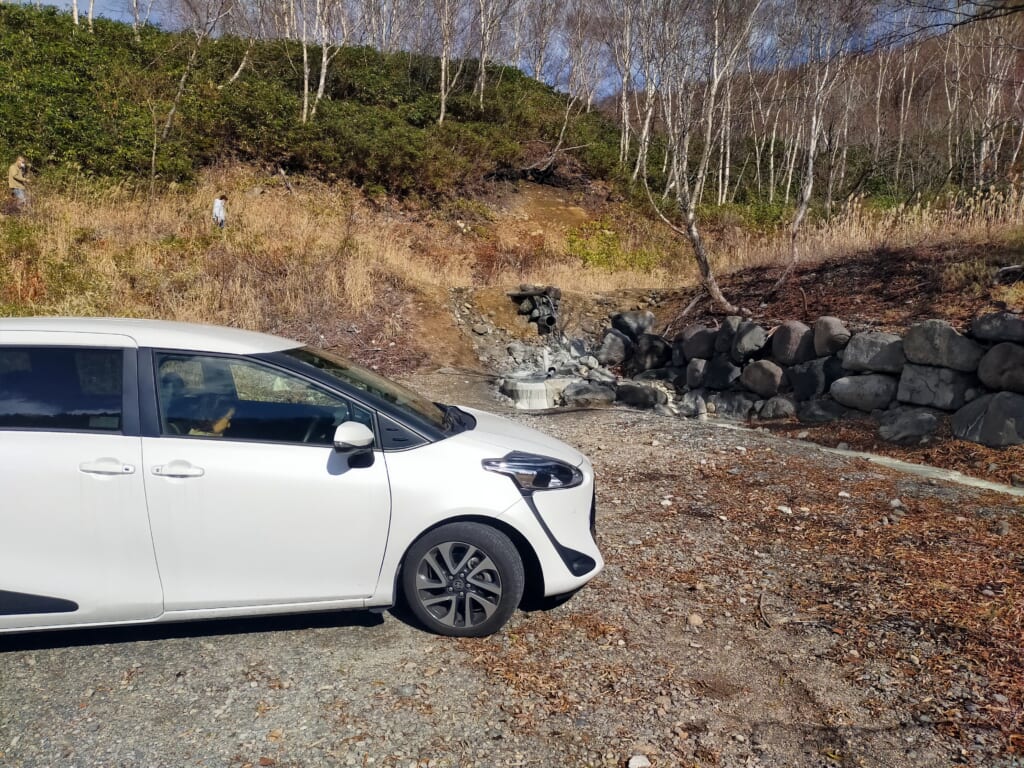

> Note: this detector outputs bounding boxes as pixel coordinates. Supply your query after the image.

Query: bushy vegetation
[0,5,618,197]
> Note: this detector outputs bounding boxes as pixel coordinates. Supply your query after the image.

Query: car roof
[0,317,299,355]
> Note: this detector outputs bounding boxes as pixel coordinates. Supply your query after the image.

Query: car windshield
[283,347,448,430]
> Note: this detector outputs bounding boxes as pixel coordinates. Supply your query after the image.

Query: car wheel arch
[392,515,544,610]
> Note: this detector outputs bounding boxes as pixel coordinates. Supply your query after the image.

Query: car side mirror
[333,421,375,454]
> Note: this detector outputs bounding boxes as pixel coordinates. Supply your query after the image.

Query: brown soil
[663,241,1023,333]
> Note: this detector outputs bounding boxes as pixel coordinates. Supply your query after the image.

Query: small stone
[777,505,793,515]
[733,734,747,743]
[836,442,850,451]
[627,756,652,768]
[890,498,904,509]
[687,613,704,627]
[838,491,852,499]
[995,520,1011,536]
[472,324,490,335]
[797,431,810,439]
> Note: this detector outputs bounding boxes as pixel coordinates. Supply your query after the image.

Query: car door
[0,336,163,630]
[141,351,392,612]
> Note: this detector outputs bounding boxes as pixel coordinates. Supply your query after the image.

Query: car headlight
[482,452,583,493]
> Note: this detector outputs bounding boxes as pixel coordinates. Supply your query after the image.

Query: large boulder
[704,356,742,390]
[586,367,617,384]
[628,333,672,375]
[731,322,768,363]
[790,356,845,401]
[758,395,797,420]
[878,407,942,445]
[797,399,847,423]
[634,366,684,382]
[952,392,1024,447]
[616,381,668,409]
[771,321,816,366]
[740,360,785,398]
[842,332,906,374]
[715,316,744,353]
[611,310,655,341]
[972,312,1024,343]
[977,342,1024,394]
[561,381,616,408]
[671,337,688,367]
[830,374,899,412]
[678,389,708,418]
[595,328,633,366]
[707,391,758,421]
[814,316,851,356]
[685,358,708,389]
[897,363,978,411]
[903,319,984,372]
[681,326,717,361]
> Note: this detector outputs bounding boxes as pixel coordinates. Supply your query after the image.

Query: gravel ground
[1,373,1022,768]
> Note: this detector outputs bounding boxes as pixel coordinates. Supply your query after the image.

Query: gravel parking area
[2,374,1021,767]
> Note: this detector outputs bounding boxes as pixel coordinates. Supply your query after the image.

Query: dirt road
[1,375,1021,767]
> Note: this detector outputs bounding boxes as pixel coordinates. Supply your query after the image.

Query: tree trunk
[161,44,201,142]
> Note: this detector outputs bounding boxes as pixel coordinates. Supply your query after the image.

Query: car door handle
[80,458,136,475]
[152,461,205,478]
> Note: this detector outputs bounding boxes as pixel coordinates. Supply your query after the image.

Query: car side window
[155,352,372,445]
[0,347,123,432]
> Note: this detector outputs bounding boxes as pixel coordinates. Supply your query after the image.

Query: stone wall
[561,310,1024,448]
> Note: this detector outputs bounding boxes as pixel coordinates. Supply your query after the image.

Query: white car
[0,318,602,637]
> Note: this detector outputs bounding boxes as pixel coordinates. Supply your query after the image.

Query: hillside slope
[0,5,618,196]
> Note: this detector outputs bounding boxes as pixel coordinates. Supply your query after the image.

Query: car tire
[402,522,524,637]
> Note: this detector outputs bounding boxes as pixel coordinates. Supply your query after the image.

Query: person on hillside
[212,194,227,228]
[7,156,29,206]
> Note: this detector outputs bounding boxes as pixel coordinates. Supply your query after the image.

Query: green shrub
[0,4,623,197]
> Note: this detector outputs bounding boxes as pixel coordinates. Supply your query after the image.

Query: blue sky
[17,0,172,27]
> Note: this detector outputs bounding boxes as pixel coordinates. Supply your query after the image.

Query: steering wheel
[302,406,350,444]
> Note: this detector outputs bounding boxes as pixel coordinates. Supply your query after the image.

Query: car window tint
[0,347,123,432]
[155,353,372,445]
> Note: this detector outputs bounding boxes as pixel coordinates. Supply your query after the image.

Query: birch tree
[309,0,355,120]
[767,0,859,297]
[472,0,515,105]
[432,0,471,124]
[162,0,235,141]
[645,0,765,315]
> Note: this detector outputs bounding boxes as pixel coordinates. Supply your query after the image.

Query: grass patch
[566,218,666,272]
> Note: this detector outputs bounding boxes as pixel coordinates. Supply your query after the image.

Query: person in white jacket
[212,194,227,228]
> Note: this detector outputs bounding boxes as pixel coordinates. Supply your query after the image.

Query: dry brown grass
[2,168,478,331]
[3,168,1023,343]
[709,187,1024,275]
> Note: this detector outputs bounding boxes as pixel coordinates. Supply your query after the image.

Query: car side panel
[367,434,601,606]
[0,432,164,630]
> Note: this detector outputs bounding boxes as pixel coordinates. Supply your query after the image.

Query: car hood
[457,407,588,467]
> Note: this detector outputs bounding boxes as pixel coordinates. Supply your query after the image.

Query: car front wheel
[402,522,524,637]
